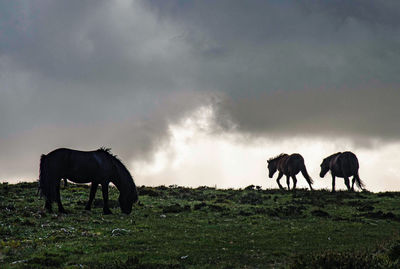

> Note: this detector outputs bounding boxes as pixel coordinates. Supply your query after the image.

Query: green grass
[1,182,400,268]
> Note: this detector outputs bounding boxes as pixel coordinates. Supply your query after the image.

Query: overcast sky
[1,0,400,191]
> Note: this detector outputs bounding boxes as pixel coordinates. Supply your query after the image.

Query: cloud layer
[144,0,400,140]
[1,0,400,180]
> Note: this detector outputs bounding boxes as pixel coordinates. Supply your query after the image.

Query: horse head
[117,176,138,214]
[118,190,137,214]
[267,160,278,178]
[111,156,139,215]
[319,158,330,178]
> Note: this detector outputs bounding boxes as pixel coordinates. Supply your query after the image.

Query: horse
[267,153,313,190]
[320,151,365,192]
[39,148,138,214]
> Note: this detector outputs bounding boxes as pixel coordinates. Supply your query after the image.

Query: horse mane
[326,152,342,161]
[268,153,287,162]
[97,147,128,172]
[98,148,136,191]
[97,147,126,166]
[97,147,112,154]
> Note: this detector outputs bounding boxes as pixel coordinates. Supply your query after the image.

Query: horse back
[46,148,114,182]
[289,153,304,163]
[279,153,304,175]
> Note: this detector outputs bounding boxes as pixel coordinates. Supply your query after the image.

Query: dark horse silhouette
[320,151,365,192]
[267,153,313,190]
[39,148,138,214]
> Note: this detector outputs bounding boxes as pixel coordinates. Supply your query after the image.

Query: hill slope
[0,182,400,268]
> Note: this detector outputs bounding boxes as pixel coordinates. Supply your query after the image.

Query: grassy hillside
[0,182,400,268]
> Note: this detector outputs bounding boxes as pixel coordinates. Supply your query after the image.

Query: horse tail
[354,173,365,190]
[39,154,56,202]
[301,166,314,185]
[349,154,365,190]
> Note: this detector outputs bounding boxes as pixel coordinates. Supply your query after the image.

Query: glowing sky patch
[133,107,400,192]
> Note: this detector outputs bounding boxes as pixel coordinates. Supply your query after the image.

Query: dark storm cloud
[1,0,400,179]
[0,0,207,178]
[144,0,400,140]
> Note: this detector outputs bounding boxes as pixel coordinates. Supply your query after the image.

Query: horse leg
[45,199,53,213]
[85,183,98,210]
[276,172,284,190]
[44,174,56,213]
[101,183,112,215]
[56,180,67,214]
[344,177,351,191]
[286,175,290,190]
[331,175,336,192]
[351,177,355,191]
[292,175,297,191]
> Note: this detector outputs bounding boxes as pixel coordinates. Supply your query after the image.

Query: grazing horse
[267,153,313,190]
[39,148,138,214]
[320,151,364,192]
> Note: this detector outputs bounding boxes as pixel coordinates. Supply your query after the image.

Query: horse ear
[267,160,270,164]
